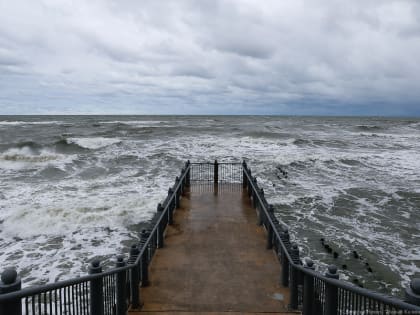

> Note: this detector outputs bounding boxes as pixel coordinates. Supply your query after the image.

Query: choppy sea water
[0,115,419,296]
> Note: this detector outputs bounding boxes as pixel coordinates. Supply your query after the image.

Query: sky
[0,0,420,116]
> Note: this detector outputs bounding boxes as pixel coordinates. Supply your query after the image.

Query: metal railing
[0,160,419,315]
[190,160,242,183]
[0,161,193,315]
[241,160,420,314]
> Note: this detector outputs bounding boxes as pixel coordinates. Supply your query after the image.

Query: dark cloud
[0,0,419,115]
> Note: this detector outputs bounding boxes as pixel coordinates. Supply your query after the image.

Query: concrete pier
[132,183,296,315]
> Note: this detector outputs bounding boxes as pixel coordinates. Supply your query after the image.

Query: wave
[66,137,121,150]
[0,141,43,152]
[38,166,68,179]
[356,125,384,131]
[0,137,121,160]
[0,121,63,126]
[0,140,85,157]
[292,138,348,148]
[277,156,366,171]
[53,139,88,154]
[244,131,292,140]
[293,138,312,146]
[99,120,164,127]
[339,158,364,166]
[0,147,58,163]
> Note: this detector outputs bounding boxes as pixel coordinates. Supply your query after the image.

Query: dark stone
[326,247,332,253]
[411,278,420,294]
[353,250,359,259]
[91,260,100,268]
[328,265,337,274]
[333,252,339,258]
[326,265,339,279]
[130,244,140,256]
[1,269,17,284]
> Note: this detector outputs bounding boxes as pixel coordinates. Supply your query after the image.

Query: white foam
[0,121,63,126]
[0,147,69,172]
[0,147,57,163]
[99,120,164,126]
[67,137,122,149]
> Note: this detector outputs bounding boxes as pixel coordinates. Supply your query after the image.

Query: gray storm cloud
[0,0,419,115]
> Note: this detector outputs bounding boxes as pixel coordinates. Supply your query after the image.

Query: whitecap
[0,147,58,163]
[67,137,121,150]
[0,121,63,126]
[99,120,164,126]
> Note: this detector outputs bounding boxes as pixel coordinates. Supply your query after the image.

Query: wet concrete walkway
[132,184,296,314]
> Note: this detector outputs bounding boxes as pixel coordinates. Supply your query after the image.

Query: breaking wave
[0,147,59,163]
[0,121,64,126]
[67,137,122,150]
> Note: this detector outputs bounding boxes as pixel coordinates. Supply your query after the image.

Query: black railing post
[214,160,219,183]
[175,177,180,208]
[303,259,315,315]
[272,217,280,253]
[0,269,22,315]
[247,170,252,197]
[266,205,274,249]
[168,188,174,225]
[290,243,300,309]
[405,278,420,306]
[253,176,258,189]
[157,203,165,248]
[140,230,150,287]
[257,188,264,226]
[252,177,258,208]
[242,161,247,188]
[181,168,186,194]
[185,161,191,187]
[280,230,290,287]
[179,172,184,194]
[325,265,339,315]
[115,256,127,315]
[129,245,140,309]
[88,260,104,315]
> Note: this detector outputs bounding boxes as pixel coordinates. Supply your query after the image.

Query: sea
[0,115,419,297]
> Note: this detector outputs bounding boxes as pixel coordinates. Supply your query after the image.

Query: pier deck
[132,183,295,314]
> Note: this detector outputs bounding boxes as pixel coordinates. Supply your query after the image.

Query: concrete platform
[131,184,296,314]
